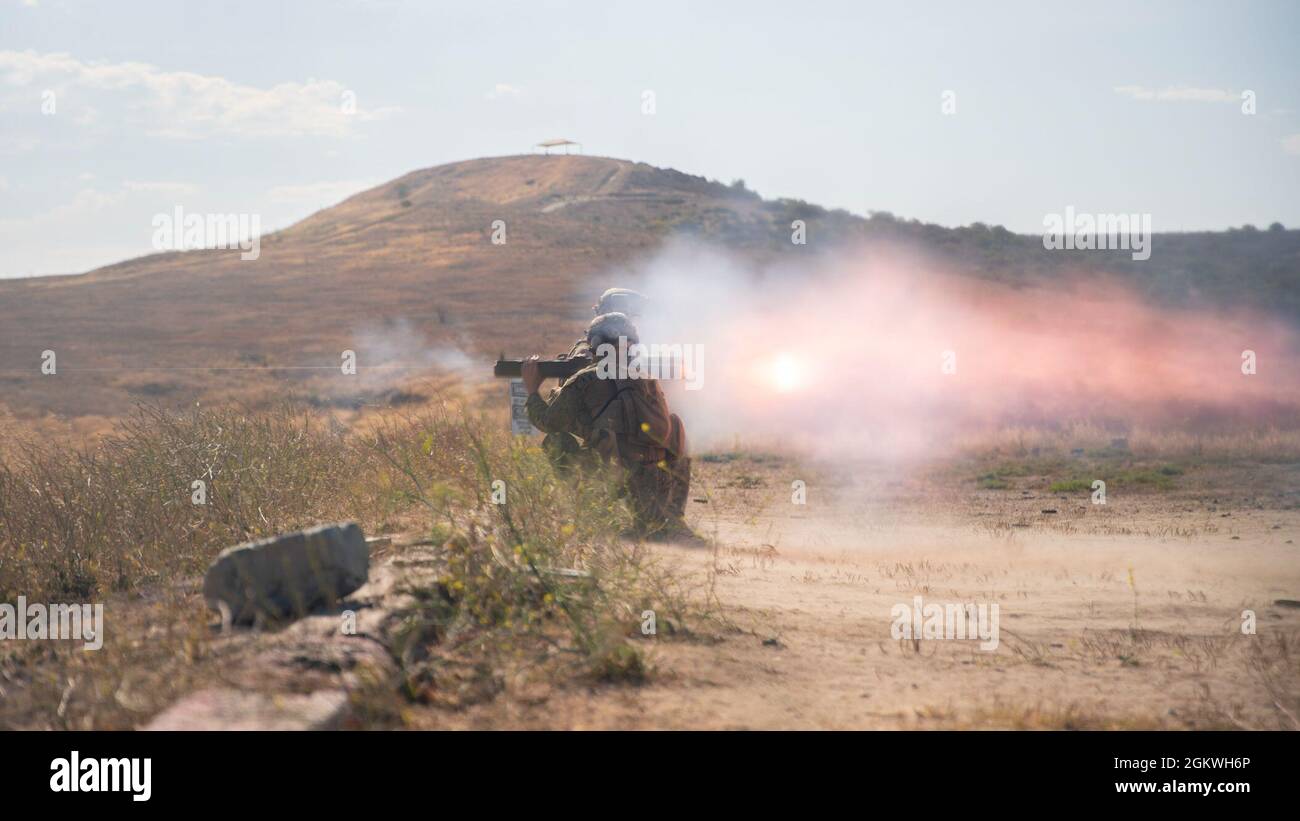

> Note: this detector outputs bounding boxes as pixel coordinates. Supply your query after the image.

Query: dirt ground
[6,438,1296,731]
[422,456,1300,729]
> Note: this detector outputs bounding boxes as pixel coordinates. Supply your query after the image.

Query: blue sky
[1,0,1298,278]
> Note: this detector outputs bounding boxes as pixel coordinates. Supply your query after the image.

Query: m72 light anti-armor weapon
[493,352,686,381]
[493,356,589,380]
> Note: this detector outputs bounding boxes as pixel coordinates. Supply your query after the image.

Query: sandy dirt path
[444,462,1300,729]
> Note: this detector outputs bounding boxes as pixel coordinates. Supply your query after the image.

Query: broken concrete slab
[142,535,441,730]
[144,688,349,731]
[203,522,369,625]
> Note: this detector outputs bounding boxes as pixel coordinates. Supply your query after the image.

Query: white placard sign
[509,378,539,436]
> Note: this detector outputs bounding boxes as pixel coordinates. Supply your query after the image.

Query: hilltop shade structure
[535,139,582,155]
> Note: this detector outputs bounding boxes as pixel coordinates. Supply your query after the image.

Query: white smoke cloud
[599,238,1300,460]
[346,319,477,395]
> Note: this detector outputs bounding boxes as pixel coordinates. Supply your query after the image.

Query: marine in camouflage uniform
[555,288,649,375]
[544,288,649,467]
[525,312,695,540]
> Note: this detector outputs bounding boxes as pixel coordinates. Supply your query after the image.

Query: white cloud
[266,179,377,204]
[0,133,40,152]
[1113,85,1238,103]
[485,83,523,100]
[0,181,196,234]
[0,50,401,138]
[0,183,214,277]
[1282,134,1300,156]
[0,187,127,231]
[124,180,200,195]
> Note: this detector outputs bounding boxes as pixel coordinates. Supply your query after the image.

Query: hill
[1,154,1298,422]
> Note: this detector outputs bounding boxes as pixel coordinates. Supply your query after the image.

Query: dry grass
[0,400,711,728]
[362,405,712,705]
[0,404,384,602]
[959,701,1175,730]
[953,422,1300,464]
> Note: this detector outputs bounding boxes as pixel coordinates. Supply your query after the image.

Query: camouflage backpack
[591,378,684,464]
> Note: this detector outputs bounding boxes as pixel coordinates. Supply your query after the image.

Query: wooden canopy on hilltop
[534,139,582,155]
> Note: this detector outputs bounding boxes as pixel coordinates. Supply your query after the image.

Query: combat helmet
[594,288,646,318]
[586,311,640,349]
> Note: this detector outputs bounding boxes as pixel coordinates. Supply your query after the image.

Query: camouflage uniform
[526,361,612,454]
[551,289,645,384]
[583,292,691,522]
[526,356,689,539]
[539,336,594,463]
[542,289,644,456]
[555,337,592,382]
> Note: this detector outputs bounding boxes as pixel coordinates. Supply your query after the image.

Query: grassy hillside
[1,154,1296,421]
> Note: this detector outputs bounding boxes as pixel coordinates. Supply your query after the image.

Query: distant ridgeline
[680,183,1300,324]
[1,155,1295,422]
[864,216,1300,323]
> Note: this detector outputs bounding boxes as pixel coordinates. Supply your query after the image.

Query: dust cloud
[611,239,1300,459]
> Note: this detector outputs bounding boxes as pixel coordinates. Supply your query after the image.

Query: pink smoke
[618,240,1300,457]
